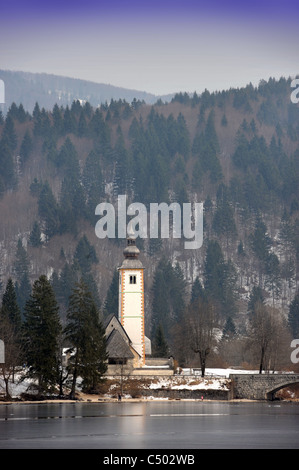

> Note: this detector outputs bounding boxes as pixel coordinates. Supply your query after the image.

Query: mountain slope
[0,70,173,113]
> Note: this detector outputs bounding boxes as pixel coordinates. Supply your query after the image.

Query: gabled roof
[104,314,132,344]
[103,313,116,330]
[106,329,135,359]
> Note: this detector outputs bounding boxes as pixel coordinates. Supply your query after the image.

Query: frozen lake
[0,400,298,449]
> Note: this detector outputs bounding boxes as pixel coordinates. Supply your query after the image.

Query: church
[104,227,173,376]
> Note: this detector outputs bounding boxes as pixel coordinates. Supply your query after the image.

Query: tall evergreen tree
[19,130,33,168]
[103,269,119,317]
[250,217,272,286]
[73,235,98,276]
[82,149,104,222]
[13,239,31,314]
[1,278,22,334]
[152,323,169,357]
[38,181,60,240]
[0,136,16,190]
[2,115,17,152]
[204,240,237,317]
[22,275,61,395]
[64,279,107,397]
[29,221,42,247]
[151,258,186,341]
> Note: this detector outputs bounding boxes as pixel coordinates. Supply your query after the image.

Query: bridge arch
[266,378,299,400]
[230,374,299,400]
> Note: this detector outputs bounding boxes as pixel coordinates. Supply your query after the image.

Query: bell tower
[118,226,145,366]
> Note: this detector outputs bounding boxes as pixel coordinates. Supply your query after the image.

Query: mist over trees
[0,75,299,375]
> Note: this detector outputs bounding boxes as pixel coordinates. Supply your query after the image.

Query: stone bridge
[229,374,299,400]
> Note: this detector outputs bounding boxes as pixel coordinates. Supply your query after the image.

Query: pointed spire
[119,222,143,268]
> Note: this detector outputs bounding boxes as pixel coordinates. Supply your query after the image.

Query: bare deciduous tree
[247,302,289,373]
[185,299,218,377]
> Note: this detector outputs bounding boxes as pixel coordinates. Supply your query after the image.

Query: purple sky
[1,0,298,95]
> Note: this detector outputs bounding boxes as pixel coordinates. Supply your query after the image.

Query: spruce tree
[29,221,42,247]
[249,217,272,286]
[64,279,107,397]
[1,278,22,334]
[151,258,186,341]
[22,275,61,395]
[82,150,104,222]
[103,269,119,317]
[190,276,206,304]
[73,235,98,276]
[13,239,31,313]
[204,240,237,318]
[38,181,60,240]
[0,136,16,190]
[19,130,33,168]
[152,323,169,357]
[2,115,17,152]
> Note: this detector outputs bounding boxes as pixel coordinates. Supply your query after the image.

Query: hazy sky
[1,0,299,96]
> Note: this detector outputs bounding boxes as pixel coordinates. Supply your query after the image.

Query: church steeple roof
[119,223,143,269]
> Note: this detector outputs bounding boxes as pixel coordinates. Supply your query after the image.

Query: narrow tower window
[129,275,136,284]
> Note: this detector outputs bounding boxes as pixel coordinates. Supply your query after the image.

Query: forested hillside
[0,76,299,367]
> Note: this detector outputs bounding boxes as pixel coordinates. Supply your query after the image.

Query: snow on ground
[147,368,260,392]
[182,368,260,378]
[0,368,260,399]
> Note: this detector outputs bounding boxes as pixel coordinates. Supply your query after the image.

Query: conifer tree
[52,103,64,136]
[73,235,98,276]
[19,130,33,168]
[151,258,186,341]
[22,275,61,395]
[29,221,42,247]
[13,239,31,314]
[77,110,88,137]
[103,269,119,317]
[0,136,16,190]
[204,240,237,318]
[64,279,107,397]
[249,217,272,286]
[222,316,236,339]
[190,276,206,305]
[1,278,22,334]
[38,181,60,240]
[152,323,169,357]
[82,149,104,222]
[2,115,17,152]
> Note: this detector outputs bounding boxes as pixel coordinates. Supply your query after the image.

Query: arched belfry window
[129,275,136,284]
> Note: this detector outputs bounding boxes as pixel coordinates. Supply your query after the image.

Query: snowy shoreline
[1,368,297,404]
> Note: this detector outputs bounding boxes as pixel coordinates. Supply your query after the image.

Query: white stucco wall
[119,268,145,361]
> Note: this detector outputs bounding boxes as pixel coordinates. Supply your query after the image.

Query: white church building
[104,228,173,376]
